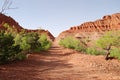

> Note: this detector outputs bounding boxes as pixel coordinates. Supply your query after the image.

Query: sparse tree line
[59,30,120,60]
[0,23,51,64]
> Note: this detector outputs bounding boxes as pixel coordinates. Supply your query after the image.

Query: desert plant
[110,48,120,59]
[96,31,120,60]
[86,47,105,55]
[59,36,80,49]
[59,36,86,52]
[3,23,17,36]
[0,31,24,64]
[15,53,26,60]
[38,34,52,51]
[74,44,86,52]
[14,32,51,53]
[14,32,41,52]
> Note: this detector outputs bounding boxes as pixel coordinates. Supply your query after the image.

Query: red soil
[0,43,120,80]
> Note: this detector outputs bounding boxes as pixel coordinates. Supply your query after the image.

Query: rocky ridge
[57,13,120,42]
[0,13,54,41]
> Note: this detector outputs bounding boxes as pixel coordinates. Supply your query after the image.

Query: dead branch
[0,0,17,14]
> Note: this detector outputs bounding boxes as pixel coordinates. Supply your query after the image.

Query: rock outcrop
[0,13,23,31]
[57,13,120,42]
[70,13,120,32]
[0,13,54,41]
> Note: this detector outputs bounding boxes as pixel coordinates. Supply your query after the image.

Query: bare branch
[1,0,9,12]
[0,0,18,14]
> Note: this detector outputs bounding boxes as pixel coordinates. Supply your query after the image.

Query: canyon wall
[57,13,120,42]
[0,13,54,41]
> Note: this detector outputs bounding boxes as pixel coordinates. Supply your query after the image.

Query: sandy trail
[0,44,120,80]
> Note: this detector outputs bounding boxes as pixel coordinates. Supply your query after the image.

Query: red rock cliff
[57,13,120,41]
[70,13,120,32]
[0,13,54,41]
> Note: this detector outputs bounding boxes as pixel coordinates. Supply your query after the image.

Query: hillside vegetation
[59,30,120,60]
[0,23,52,64]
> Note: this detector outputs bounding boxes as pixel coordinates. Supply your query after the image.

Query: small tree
[3,23,17,36]
[96,31,120,60]
[14,32,41,53]
[0,31,22,64]
[38,34,51,51]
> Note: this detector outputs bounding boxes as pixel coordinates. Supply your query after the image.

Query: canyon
[1,13,120,42]
[56,13,120,42]
[0,13,55,41]
[1,12,120,80]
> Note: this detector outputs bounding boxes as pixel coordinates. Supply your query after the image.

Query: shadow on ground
[0,52,73,80]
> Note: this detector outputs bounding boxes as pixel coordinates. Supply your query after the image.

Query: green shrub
[59,36,86,52]
[15,53,26,60]
[14,32,51,53]
[0,31,24,64]
[96,31,120,60]
[59,36,80,49]
[86,48,105,55]
[14,32,41,52]
[75,45,86,52]
[0,24,52,63]
[38,34,52,51]
[110,48,120,59]
[3,23,17,36]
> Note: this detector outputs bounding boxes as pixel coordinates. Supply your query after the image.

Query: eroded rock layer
[57,13,120,42]
[0,13,54,41]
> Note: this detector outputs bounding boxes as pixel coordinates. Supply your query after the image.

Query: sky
[0,0,120,37]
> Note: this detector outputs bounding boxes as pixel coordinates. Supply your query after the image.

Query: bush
[0,24,52,63]
[0,31,24,64]
[110,48,120,59]
[96,31,120,60]
[59,36,106,56]
[14,32,51,53]
[59,36,86,52]
[74,45,86,52]
[86,47,105,55]
[59,36,80,49]
[14,32,39,52]
[38,34,52,51]
[15,53,26,60]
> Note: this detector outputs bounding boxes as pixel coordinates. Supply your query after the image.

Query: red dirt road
[0,44,120,80]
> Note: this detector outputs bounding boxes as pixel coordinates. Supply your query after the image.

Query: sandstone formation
[57,13,120,42]
[0,13,54,41]
[0,13,23,31]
